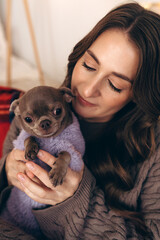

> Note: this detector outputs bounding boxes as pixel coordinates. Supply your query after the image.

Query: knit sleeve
[2,117,21,156]
[0,218,37,240]
[140,138,160,239]
[13,129,31,151]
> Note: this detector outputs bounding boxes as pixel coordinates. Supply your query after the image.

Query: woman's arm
[2,117,21,156]
[140,149,160,239]
[0,218,37,240]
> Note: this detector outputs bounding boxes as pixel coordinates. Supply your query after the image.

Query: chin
[75,109,95,121]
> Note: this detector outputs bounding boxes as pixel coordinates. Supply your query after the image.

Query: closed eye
[108,79,122,93]
[82,62,96,71]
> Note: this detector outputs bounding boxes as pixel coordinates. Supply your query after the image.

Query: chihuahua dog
[0,86,85,237]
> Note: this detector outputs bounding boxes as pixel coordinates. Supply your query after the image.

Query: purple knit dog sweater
[1,113,85,237]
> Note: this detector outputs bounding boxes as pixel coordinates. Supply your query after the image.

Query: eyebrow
[87,49,100,64]
[111,72,132,83]
[86,49,132,83]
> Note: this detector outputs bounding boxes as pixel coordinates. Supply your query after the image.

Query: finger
[5,149,29,189]
[37,150,57,167]
[6,150,26,173]
[12,149,27,162]
[26,170,42,185]
[16,161,28,173]
[26,170,35,179]
[26,161,53,188]
[17,173,56,204]
[17,173,45,195]
[10,172,25,191]
[21,186,56,205]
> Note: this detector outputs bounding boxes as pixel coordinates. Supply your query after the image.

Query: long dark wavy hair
[62,2,160,238]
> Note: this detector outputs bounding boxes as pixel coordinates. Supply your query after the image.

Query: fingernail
[37,150,43,157]
[17,174,25,182]
[26,162,35,171]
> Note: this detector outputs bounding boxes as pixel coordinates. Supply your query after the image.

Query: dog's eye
[53,108,62,116]
[24,117,32,123]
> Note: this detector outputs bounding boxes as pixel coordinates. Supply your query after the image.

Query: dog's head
[10,86,74,138]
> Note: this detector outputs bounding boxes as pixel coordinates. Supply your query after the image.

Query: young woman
[0,2,160,239]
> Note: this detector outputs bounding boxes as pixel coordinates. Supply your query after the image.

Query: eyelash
[82,62,96,71]
[82,61,122,93]
[108,80,122,93]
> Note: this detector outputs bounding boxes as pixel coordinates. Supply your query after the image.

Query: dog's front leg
[49,151,71,187]
[24,136,39,160]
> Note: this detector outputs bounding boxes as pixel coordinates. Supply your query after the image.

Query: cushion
[0,86,24,158]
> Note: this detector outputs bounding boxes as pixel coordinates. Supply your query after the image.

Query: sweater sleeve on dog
[13,130,31,150]
[58,113,85,156]
[54,113,85,171]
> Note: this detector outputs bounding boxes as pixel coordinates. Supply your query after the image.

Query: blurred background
[0,0,160,91]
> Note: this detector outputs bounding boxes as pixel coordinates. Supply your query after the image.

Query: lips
[76,92,96,107]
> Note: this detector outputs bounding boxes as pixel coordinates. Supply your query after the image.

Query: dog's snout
[40,119,51,130]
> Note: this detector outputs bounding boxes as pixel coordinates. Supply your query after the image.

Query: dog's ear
[59,87,75,103]
[9,99,20,116]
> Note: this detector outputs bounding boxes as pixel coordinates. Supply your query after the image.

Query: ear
[60,87,75,103]
[9,99,21,116]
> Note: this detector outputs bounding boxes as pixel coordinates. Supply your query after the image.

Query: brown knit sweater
[0,118,160,240]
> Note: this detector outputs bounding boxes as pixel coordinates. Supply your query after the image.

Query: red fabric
[0,86,24,158]
[0,122,10,157]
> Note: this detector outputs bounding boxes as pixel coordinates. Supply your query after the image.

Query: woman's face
[71,29,139,122]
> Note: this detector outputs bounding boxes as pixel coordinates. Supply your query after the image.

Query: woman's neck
[79,118,108,143]
[71,106,109,143]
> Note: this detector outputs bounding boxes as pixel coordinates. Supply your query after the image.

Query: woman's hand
[5,149,28,191]
[17,150,84,205]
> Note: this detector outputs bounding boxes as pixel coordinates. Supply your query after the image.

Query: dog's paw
[25,144,39,160]
[49,162,67,187]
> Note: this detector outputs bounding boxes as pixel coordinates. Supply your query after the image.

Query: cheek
[115,91,132,108]
[103,89,132,110]
[71,62,84,89]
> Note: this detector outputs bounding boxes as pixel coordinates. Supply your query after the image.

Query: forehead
[89,29,139,59]
[23,88,62,102]
[87,28,139,80]
[19,88,64,111]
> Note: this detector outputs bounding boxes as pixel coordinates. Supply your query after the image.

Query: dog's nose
[40,120,51,130]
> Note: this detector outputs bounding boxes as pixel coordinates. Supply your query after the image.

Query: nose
[82,78,101,98]
[40,119,51,130]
